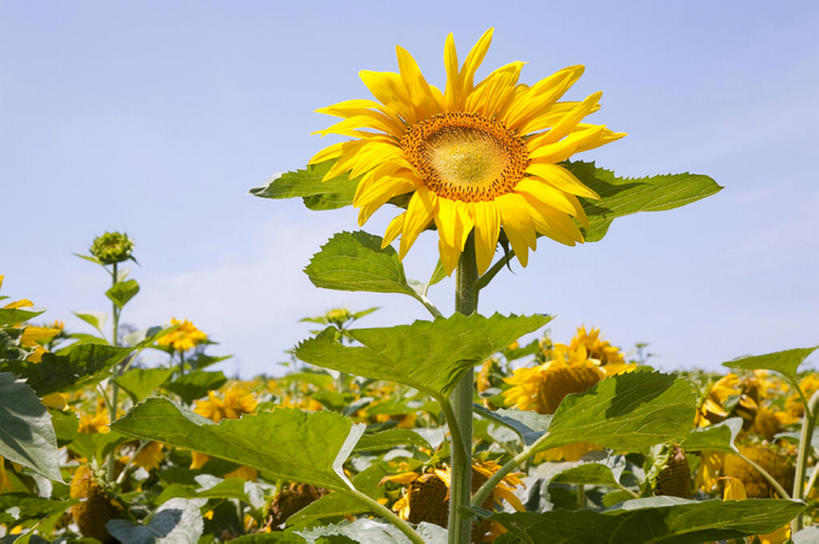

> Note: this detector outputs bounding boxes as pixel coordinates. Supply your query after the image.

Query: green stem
[106,262,121,482]
[475,249,515,291]
[436,393,469,464]
[736,451,790,500]
[472,442,535,508]
[178,350,186,376]
[805,460,819,499]
[793,390,819,531]
[344,487,425,544]
[449,234,478,544]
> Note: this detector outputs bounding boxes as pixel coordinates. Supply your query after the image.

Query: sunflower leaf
[721,346,819,383]
[304,230,417,297]
[250,161,358,210]
[111,398,364,491]
[536,370,697,453]
[483,498,804,544]
[295,313,551,397]
[161,370,227,404]
[566,161,723,242]
[0,307,44,326]
[0,373,62,482]
[105,279,140,309]
[0,343,134,396]
[115,367,175,403]
[681,417,743,453]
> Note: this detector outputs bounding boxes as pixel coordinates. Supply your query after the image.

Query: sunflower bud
[90,231,134,265]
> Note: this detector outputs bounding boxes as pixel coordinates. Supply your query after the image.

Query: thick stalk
[793,390,819,531]
[449,234,478,544]
[345,487,425,544]
[178,350,186,376]
[106,262,121,482]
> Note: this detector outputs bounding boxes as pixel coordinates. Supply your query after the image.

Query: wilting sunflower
[311,29,624,274]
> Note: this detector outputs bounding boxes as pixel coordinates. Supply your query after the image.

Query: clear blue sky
[2,1,817,377]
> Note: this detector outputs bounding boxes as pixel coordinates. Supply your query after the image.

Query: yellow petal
[359,70,415,124]
[721,476,747,500]
[3,299,33,309]
[443,32,461,108]
[513,178,578,216]
[382,213,406,248]
[458,28,494,104]
[504,65,584,131]
[530,91,603,145]
[496,193,538,267]
[399,189,436,259]
[525,163,600,200]
[396,45,440,120]
[473,201,500,275]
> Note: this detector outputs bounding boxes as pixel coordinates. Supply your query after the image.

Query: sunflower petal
[472,201,500,275]
[525,163,600,199]
[399,189,436,259]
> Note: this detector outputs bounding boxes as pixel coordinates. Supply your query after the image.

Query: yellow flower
[312,28,624,275]
[78,410,110,434]
[156,318,207,352]
[503,344,603,414]
[694,451,724,493]
[568,326,629,372]
[133,441,164,471]
[191,383,258,478]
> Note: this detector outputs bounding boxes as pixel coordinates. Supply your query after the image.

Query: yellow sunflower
[156,317,207,352]
[312,28,624,274]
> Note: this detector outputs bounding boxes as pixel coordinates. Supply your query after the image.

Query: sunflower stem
[793,389,819,531]
[344,486,425,544]
[476,249,516,291]
[106,261,121,483]
[449,234,478,544]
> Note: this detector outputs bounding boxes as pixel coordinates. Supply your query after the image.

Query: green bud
[90,232,135,265]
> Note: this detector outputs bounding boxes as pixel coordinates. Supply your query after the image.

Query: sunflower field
[2,28,818,544]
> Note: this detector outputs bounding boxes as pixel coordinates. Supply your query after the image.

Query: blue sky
[2,1,817,377]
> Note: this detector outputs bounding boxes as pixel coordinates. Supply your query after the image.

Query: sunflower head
[312,29,624,274]
[90,231,135,265]
[157,317,208,352]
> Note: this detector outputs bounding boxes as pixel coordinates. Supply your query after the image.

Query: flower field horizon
[3,4,818,544]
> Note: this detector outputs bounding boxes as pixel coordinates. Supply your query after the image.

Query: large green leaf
[295,313,550,397]
[304,231,416,297]
[488,498,804,544]
[250,161,358,210]
[473,405,551,446]
[722,346,818,383]
[551,463,622,488]
[353,428,432,453]
[536,371,697,453]
[681,417,742,453]
[0,373,62,481]
[566,160,723,242]
[106,279,140,309]
[112,398,364,491]
[162,370,227,404]
[0,308,44,326]
[106,498,204,544]
[115,367,174,402]
[0,344,133,396]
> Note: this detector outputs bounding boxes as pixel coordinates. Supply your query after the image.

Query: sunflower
[312,29,624,274]
[156,317,207,352]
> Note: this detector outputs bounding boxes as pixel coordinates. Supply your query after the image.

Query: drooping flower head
[312,29,625,274]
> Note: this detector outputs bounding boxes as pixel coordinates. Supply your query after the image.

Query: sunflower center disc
[401,112,529,202]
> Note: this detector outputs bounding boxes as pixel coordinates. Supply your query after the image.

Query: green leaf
[722,346,819,383]
[0,344,133,396]
[304,231,416,297]
[73,310,107,335]
[296,313,550,397]
[487,498,804,544]
[115,367,174,402]
[551,463,621,488]
[162,370,227,404]
[250,161,358,211]
[112,398,365,491]
[106,498,204,544]
[230,532,313,543]
[0,494,78,525]
[49,408,78,446]
[69,431,129,465]
[681,417,743,453]
[106,279,140,309]
[156,477,249,505]
[473,405,551,446]
[0,307,44,326]
[287,462,389,527]
[566,161,723,242]
[537,371,697,453]
[353,428,432,453]
[0,373,62,481]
